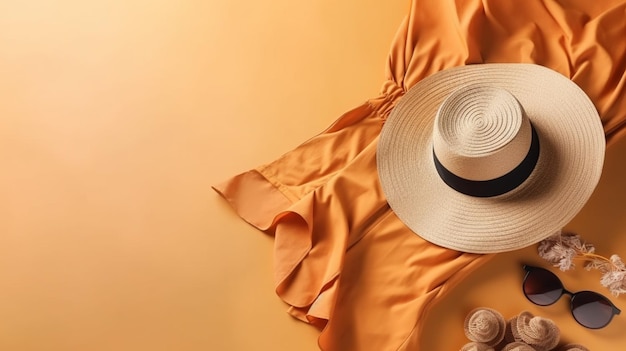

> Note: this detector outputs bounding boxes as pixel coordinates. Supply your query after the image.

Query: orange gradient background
[0,1,404,350]
[2,1,625,350]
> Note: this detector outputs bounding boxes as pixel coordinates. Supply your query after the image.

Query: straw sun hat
[377,64,605,253]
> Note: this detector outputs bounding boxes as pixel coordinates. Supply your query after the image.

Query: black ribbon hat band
[433,124,540,198]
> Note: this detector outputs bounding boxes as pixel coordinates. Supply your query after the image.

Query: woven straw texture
[377,64,605,253]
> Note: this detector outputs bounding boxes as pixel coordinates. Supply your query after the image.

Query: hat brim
[377,64,605,253]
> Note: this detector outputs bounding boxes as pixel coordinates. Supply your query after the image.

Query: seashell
[510,311,560,351]
[463,308,506,346]
[459,341,495,351]
[501,341,537,351]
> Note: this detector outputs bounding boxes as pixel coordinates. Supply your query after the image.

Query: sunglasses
[522,265,621,329]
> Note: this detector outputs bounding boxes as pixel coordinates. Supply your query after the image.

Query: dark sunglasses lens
[523,267,563,306]
[571,291,616,329]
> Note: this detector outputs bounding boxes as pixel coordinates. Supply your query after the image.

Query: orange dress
[214,0,626,350]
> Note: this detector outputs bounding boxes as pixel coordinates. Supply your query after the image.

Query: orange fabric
[213,0,626,350]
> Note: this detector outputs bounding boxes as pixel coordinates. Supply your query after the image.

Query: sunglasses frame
[522,265,621,329]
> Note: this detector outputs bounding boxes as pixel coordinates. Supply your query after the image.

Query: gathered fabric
[213,1,626,350]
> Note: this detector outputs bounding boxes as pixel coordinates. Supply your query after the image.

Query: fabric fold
[214,1,626,350]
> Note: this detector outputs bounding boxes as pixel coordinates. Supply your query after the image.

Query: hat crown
[433,85,533,181]
[377,63,605,253]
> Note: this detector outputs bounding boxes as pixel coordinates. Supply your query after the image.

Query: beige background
[2,1,625,350]
[0,1,404,350]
